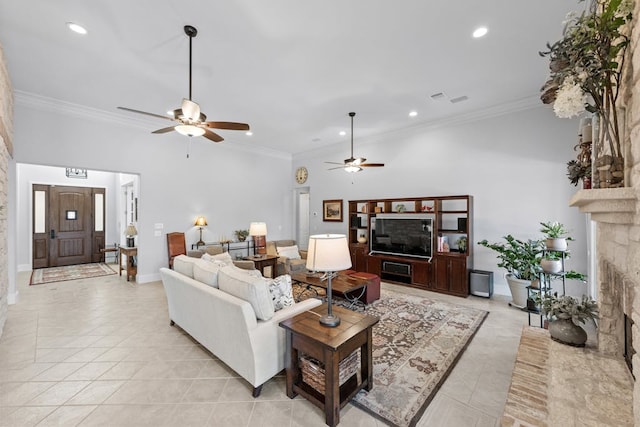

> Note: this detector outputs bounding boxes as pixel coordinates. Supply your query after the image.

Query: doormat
[30,263,116,285]
[294,286,488,427]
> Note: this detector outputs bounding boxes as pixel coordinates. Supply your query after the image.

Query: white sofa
[159,256,321,397]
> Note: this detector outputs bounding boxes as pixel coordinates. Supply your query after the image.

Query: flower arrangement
[540,0,633,188]
[535,292,598,325]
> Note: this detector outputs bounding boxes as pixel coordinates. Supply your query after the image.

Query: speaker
[382,261,411,276]
[469,269,493,298]
[350,216,362,228]
[457,217,467,232]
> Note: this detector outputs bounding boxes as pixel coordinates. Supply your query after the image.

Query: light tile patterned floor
[0,271,528,426]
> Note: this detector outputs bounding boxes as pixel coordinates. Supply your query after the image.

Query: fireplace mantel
[569,188,637,224]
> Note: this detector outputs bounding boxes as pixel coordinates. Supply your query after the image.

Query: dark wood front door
[32,184,106,268]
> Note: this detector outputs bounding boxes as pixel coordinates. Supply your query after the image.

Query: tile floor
[0,270,529,426]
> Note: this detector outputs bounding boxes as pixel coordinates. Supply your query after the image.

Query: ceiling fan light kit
[326,112,385,172]
[117,25,249,145]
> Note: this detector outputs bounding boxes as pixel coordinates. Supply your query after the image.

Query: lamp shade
[125,224,138,237]
[194,216,207,227]
[306,234,352,272]
[249,222,267,236]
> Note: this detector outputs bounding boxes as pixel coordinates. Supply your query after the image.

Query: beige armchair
[187,245,256,271]
[266,240,308,276]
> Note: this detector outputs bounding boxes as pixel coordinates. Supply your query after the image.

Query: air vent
[430,92,446,101]
[450,96,469,104]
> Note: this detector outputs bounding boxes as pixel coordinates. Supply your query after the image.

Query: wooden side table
[119,246,137,282]
[243,254,278,278]
[279,304,379,427]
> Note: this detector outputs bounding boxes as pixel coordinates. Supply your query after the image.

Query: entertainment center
[348,195,473,297]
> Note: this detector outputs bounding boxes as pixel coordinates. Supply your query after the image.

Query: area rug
[294,285,488,427]
[30,263,116,285]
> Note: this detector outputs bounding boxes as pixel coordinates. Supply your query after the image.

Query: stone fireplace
[568,0,640,416]
[0,43,13,336]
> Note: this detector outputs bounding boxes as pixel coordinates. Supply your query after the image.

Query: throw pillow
[193,259,222,287]
[277,245,301,260]
[173,255,199,278]
[218,266,275,321]
[202,251,234,266]
[268,274,295,311]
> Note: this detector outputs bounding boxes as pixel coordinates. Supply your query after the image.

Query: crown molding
[14,90,291,161]
[297,95,544,158]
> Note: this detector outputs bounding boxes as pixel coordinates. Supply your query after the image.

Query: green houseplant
[534,292,598,346]
[234,229,249,242]
[540,221,573,251]
[478,235,544,308]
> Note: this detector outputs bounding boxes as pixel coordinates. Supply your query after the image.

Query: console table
[119,246,137,282]
[279,304,379,427]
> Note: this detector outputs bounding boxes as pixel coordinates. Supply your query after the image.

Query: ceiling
[0,0,577,155]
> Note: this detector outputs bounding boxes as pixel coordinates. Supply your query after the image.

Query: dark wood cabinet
[434,255,467,296]
[349,243,368,271]
[347,195,473,297]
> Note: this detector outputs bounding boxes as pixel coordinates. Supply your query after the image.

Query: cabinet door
[352,246,366,271]
[412,262,432,289]
[433,258,450,292]
[367,256,381,276]
[448,258,467,295]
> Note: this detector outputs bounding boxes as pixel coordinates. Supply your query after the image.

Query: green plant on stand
[540,221,573,251]
[478,235,544,308]
[534,292,597,346]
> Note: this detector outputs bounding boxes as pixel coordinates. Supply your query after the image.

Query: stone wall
[0,43,12,336]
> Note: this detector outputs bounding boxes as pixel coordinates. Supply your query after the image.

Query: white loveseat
[159,255,321,397]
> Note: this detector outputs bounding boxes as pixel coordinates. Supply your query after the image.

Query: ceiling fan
[117,25,249,143]
[326,112,384,172]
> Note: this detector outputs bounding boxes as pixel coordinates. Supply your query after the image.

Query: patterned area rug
[294,285,488,427]
[30,263,116,285]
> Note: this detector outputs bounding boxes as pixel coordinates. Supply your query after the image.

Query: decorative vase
[591,112,625,189]
[548,318,587,347]
[582,176,592,189]
[357,235,367,244]
[545,238,567,252]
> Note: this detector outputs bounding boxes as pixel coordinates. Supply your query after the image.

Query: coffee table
[290,272,368,307]
[279,304,379,427]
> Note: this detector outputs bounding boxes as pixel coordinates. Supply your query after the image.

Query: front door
[32,184,106,268]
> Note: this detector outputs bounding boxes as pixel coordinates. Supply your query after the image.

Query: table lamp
[125,224,138,247]
[194,216,207,246]
[306,234,352,327]
[249,222,267,255]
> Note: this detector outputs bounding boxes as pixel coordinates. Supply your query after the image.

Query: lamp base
[196,240,205,247]
[319,314,341,327]
[126,237,135,248]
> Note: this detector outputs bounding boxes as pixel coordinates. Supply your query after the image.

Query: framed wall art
[323,199,343,222]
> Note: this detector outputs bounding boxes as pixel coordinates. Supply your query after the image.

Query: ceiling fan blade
[361,163,385,167]
[118,107,174,121]
[152,126,176,134]
[324,161,346,165]
[204,121,250,131]
[328,166,348,170]
[203,128,224,142]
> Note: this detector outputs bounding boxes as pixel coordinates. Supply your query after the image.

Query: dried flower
[553,77,587,118]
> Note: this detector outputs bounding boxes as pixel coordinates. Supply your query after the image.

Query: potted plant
[534,292,598,346]
[540,221,572,251]
[478,235,544,308]
[540,251,563,274]
[234,229,249,242]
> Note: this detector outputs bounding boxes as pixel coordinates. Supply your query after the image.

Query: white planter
[545,238,567,251]
[505,274,531,309]
[540,258,562,274]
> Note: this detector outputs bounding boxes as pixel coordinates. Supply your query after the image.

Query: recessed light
[473,27,488,38]
[245,131,253,136]
[339,131,346,136]
[409,111,418,117]
[66,22,88,35]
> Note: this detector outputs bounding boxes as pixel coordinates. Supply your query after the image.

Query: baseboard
[137,272,161,284]
[8,291,18,304]
[17,264,31,272]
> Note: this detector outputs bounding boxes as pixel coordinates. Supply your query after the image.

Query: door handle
[50,229,56,239]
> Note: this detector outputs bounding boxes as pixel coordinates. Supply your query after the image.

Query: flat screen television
[370,213,434,259]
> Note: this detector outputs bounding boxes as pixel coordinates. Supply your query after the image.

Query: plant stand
[527,250,566,327]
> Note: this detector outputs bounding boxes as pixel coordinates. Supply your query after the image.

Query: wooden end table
[119,246,137,282]
[279,304,379,427]
[243,254,278,278]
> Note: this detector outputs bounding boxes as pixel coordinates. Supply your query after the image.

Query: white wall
[10,96,293,286]
[293,106,590,296]
[15,164,119,271]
